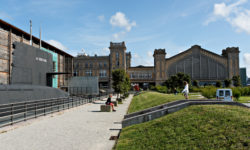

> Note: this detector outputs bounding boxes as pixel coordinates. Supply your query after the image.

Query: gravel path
[0,95,133,150]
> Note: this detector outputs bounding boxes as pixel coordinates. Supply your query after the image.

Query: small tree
[216,81,222,87]
[122,74,130,95]
[112,69,126,98]
[193,80,199,87]
[224,79,232,87]
[165,73,191,92]
[232,75,241,87]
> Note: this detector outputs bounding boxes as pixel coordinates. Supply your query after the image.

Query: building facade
[0,19,73,88]
[240,68,247,86]
[74,42,240,88]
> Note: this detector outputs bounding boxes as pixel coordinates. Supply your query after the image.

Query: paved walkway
[0,95,133,150]
[243,103,250,107]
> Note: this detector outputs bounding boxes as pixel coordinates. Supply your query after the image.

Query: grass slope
[117,105,250,150]
[237,96,250,103]
[128,92,203,113]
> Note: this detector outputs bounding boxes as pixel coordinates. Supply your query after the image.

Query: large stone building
[0,19,73,88]
[74,42,240,88]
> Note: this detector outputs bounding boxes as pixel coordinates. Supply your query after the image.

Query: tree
[165,73,191,92]
[193,80,199,87]
[232,75,241,87]
[122,74,130,94]
[112,69,130,98]
[216,81,222,87]
[224,79,232,87]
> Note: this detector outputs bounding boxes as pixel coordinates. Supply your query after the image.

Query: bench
[111,101,118,106]
[100,105,112,112]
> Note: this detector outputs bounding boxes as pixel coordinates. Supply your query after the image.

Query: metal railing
[0,94,110,128]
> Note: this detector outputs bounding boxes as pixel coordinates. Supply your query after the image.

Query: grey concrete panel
[11,42,53,86]
[68,76,99,95]
[0,84,69,104]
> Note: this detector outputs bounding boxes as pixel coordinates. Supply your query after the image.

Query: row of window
[84,62,108,68]
[130,73,152,79]
[85,70,107,77]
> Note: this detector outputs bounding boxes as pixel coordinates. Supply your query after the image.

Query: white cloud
[243,53,250,77]
[131,52,154,66]
[133,53,139,59]
[147,51,153,57]
[110,12,136,32]
[47,40,68,51]
[205,0,250,34]
[98,15,105,22]
[100,47,109,55]
[112,31,126,40]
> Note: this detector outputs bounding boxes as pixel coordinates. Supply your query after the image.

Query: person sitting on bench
[106,94,116,112]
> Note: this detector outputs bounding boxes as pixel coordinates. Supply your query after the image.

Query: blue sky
[1,0,250,76]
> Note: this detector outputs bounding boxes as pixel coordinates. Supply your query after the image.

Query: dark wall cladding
[11,42,53,86]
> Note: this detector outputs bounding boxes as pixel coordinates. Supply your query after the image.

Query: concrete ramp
[122,100,249,128]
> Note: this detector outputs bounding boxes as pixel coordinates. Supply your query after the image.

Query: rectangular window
[219,90,224,96]
[104,62,107,68]
[89,63,93,68]
[85,70,92,76]
[225,90,230,96]
[53,61,56,72]
[99,62,102,68]
[99,70,107,78]
[85,62,88,68]
[116,52,119,67]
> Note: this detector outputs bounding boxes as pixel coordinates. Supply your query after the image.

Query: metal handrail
[0,93,112,128]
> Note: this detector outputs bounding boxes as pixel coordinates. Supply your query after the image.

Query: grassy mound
[117,105,250,150]
[128,92,203,113]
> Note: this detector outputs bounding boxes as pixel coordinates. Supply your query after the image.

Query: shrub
[155,85,167,93]
[232,88,241,101]
[224,79,231,87]
[232,75,241,87]
[124,93,129,98]
[192,80,199,87]
[190,86,202,92]
[149,85,156,90]
[216,81,222,87]
[201,86,217,99]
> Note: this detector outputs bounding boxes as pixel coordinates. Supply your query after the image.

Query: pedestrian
[173,88,178,95]
[105,94,116,112]
[182,81,189,100]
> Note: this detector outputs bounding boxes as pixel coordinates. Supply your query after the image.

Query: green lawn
[236,96,250,103]
[116,105,250,150]
[128,92,204,113]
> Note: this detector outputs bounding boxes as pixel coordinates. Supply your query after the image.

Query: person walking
[105,94,116,112]
[182,81,189,100]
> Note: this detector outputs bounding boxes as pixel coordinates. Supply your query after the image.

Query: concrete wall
[122,100,248,128]
[68,76,99,95]
[0,84,69,104]
[11,42,53,86]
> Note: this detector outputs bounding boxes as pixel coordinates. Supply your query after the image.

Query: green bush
[149,85,156,90]
[155,85,167,93]
[190,86,202,92]
[232,87,250,96]
[124,93,129,98]
[201,86,217,99]
[216,81,222,87]
[232,88,241,101]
